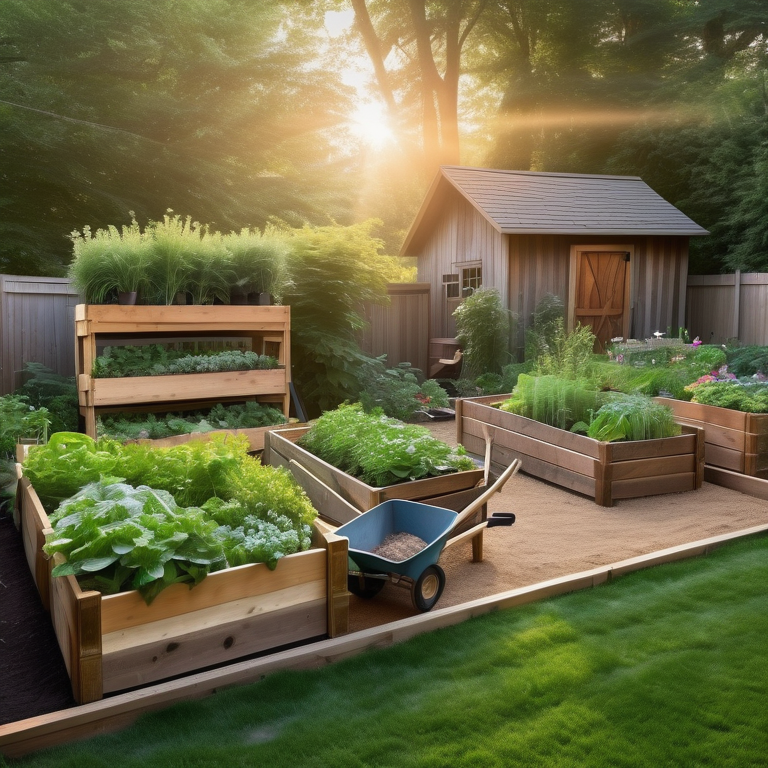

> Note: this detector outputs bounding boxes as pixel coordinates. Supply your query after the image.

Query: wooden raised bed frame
[263,426,490,560]
[656,397,768,478]
[17,472,349,705]
[75,304,291,439]
[457,395,705,507]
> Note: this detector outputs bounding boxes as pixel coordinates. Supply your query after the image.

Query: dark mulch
[0,513,75,726]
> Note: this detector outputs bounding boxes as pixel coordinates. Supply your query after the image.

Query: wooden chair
[429,348,463,379]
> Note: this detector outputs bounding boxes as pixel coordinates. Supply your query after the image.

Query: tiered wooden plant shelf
[457,395,705,507]
[264,426,490,560]
[656,397,768,478]
[75,304,291,449]
[16,469,349,705]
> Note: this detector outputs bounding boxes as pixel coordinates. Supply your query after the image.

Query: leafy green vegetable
[44,481,226,603]
[98,401,286,441]
[298,404,474,487]
[93,344,278,378]
[23,432,120,511]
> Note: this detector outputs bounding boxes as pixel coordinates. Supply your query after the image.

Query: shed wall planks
[0,275,80,395]
[417,187,508,341]
[505,235,689,348]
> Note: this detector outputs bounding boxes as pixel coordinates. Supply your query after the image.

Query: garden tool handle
[449,458,521,532]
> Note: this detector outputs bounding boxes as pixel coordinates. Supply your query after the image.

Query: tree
[0,0,357,274]
[350,0,488,172]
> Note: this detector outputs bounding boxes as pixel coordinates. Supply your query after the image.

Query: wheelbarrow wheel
[347,573,386,599]
[412,565,445,612]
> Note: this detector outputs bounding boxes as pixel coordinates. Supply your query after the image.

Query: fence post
[732,270,741,341]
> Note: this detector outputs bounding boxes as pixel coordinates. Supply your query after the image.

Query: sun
[350,100,395,150]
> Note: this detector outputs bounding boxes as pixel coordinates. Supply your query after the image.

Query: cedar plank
[101,600,326,693]
[100,548,326,635]
[610,472,695,500]
[461,398,601,458]
[461,415,597,477]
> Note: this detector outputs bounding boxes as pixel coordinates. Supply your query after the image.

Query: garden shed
[400,166,708,353]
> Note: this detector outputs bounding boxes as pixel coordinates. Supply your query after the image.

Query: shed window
[443,273,460,299]
[462,266,482,296]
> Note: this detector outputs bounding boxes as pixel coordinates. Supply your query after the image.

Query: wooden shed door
[574,251,630,351]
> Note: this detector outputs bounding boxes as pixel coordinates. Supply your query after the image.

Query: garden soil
[3,421,768,726]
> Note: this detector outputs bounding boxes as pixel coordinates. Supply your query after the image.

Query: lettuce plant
[44,481,226,603]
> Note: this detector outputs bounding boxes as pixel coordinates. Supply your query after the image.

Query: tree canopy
[2,0,768,274]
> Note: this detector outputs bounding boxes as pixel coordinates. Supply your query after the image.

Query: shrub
[14,363,78,433]
[525,293,565,362]
[688,381,768,413]
[283,221,391,416]
[726,345,768,377]
[453,287,513,379]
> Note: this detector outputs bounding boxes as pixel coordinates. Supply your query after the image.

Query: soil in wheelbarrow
[347,419,768,632]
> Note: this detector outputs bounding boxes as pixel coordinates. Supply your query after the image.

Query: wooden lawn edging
[656,397,768,477]
[16,470,349,706]
[3,521,767,760]
[264,426,489,559]
[456,395,705,506]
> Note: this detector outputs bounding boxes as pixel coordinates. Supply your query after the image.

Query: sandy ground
[348,419,768,632]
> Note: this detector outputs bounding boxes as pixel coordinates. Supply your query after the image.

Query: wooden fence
[360,283,430,373]
[0,275,80,395]
[686,272,768,345]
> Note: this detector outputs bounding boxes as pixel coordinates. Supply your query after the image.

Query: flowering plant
[683,365,737,394]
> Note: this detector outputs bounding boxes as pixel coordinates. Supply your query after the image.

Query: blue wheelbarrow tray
[336,499,459,581]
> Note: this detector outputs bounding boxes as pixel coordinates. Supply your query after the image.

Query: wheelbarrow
[332,458,521,612]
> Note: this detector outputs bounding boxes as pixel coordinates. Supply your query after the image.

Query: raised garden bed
[75,304,291,438]
[656,397,768,478]
[263,426,489,560]
[457,395,704,507]
[16,470,349,705]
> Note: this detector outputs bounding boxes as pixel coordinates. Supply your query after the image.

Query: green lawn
[9,535,768,768]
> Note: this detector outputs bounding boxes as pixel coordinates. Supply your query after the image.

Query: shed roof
[401,166,708,256]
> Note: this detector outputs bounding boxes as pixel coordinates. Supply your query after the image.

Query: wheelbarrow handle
[448,458,521,533]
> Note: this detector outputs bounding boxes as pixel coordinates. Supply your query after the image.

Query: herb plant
[298,404,474,487]
[586,395,681,442]
[687,381,768,413]
[500,375,601,431]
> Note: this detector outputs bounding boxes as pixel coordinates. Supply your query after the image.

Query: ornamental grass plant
[18,534,768,767]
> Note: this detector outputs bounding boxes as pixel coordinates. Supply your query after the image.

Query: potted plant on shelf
[69,219,150,304]
[225,228,287,305]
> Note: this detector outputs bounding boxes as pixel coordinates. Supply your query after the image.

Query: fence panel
[361,283,430,374]
[0,275,80,395]
[686,272,768,346]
